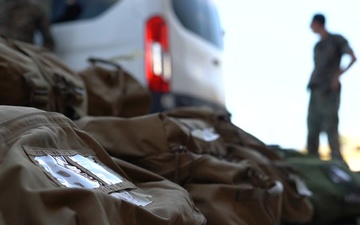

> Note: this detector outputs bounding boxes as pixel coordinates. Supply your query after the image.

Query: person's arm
[34,5,55,51]
[331,37,357,91]
[39,18,55,51]
[331,51,356,91]
[341,50,357,74]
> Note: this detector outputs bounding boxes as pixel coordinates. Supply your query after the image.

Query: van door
[165,0,225,109]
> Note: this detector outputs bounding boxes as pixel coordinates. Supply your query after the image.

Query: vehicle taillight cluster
[145,16,171,93]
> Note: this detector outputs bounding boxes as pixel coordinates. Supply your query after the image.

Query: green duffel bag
[285,156,360,225]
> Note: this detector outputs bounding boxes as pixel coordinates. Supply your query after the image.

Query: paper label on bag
[191,128,220,142]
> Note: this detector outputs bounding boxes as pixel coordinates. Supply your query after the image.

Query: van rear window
[51,0,118,23]
[172,0,223,49]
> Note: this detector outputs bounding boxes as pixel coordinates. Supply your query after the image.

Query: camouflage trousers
[306,89,343,160]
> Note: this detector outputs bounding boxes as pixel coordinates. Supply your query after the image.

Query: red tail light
[145,15,171,92]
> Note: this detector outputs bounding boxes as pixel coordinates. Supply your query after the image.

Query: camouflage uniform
[0,0,54,50]
[307,33,353,160]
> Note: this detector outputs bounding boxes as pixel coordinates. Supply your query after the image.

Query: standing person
[0,0,55,50]
[307,13,357,162]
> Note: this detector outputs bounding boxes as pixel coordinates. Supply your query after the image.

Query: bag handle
[87,56,125,85]
[87,57,129,116]
[88,57,122,70]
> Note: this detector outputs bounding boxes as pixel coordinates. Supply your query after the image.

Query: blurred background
[214,0,360,170]
[29,0,360,170]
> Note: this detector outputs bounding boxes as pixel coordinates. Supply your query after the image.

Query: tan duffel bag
[79,57,151,117]
[76,113,283,225]
[164,107,314,224]
[0,37,87,120]
[0,106,205,225]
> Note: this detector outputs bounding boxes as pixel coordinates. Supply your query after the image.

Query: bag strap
[172,145,195,186]
[88,57,122,70]
[22,71,51,110]
[10,41,54,110]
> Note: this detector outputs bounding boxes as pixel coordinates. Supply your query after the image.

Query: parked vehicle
[50,0,226,112]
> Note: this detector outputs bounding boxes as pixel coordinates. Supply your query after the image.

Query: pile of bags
[0,106,205,225]
[0,37,359,225]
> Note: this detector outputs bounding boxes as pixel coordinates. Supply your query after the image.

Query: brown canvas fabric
[226,144,314,224]
[76,113,283,225]
[164,107,314,224]
[187,183,282,225]
[79,57,151,118]
[0,106,205,225]
[0,37,87,120]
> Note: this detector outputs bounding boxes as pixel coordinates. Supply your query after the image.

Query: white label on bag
[191,128,220,142]
[289,174,313,197]
[328,165,352,183]
[35,154,153,207]
[35,155,101,188]
[69,155,124,185]
[111,191,153,207]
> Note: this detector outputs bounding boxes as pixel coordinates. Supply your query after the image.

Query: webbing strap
[12,41,81,117]
[22,71,50,110]
[10,41,53,110]
[97,181,137,194]
[172,145,195,186]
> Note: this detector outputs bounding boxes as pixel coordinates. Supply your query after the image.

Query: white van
[50,0,226,112]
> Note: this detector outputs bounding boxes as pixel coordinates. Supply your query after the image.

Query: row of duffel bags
[0,105,322,225]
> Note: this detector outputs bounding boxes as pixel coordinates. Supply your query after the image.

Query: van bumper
[150,92,226,112]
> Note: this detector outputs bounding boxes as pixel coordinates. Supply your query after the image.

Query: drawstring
[172,145,194,186]
[246,165,279,225]
[246,163,274,190]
